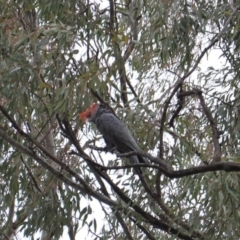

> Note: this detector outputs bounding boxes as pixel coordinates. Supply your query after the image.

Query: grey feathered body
[91,104,148,169]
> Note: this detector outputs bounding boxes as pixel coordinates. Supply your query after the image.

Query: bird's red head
[79,103,99,122]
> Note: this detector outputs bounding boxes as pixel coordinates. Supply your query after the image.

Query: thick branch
[0,128,118,207]
[118,150,172,171]
[79,144,240,179]
[100,152,240,178]
[58,119,135,239]
[97,169,195,240]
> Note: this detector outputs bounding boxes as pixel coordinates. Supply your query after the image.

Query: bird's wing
[96,113,140,153]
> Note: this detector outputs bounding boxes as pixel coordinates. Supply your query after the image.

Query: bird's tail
[128,155,147,174]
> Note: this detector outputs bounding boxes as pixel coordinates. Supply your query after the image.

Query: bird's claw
[104,146,117,154]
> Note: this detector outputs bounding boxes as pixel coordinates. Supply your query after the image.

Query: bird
[79,103,148,173]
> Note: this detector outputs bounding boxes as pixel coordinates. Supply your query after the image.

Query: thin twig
[159,5,240,158]
[20,155,42,193]
[195,89,222,162]
[125,76,141,103]
[109,0,129,106]
[169,87,185,127]
[129,216,157,240]
[123,0,140,62]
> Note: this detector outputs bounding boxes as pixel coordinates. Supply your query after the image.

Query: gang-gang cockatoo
[79,103,148,173]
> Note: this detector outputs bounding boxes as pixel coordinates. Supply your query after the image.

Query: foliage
[1,0,240,239]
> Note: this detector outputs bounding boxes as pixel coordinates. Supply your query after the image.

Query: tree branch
[129,216,157,240]
[109,0,128,106]
[159,5,240,158]
[176,88,222,162]
[0,127,119,207]
[117,150,173,171]
[96,169,195,240]
[20,155,42,193]
[123,0,140,62]
[196,90,222,162]
[100,157,240,178]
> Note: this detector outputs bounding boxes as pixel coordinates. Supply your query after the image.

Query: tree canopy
[1,0,240,239]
